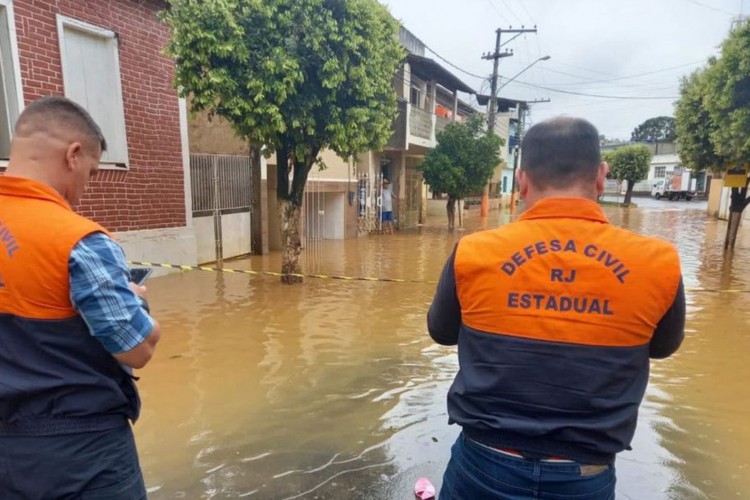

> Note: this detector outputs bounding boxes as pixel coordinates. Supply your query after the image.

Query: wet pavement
[135,200,750,499]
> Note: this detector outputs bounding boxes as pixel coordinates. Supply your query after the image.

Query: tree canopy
[675,20,750,170]
[419,114,503,200]
[604,144,652,205]
[674,19,750,248]
[675,62,726,173]
[631,116,676,145]
[162,0,405,281]
[163,0,404,197]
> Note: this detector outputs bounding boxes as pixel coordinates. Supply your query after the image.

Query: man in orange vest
[0,97,160,499]
[428,117,684,499]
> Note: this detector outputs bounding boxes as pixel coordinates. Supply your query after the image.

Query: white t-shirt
[382,185,393,212]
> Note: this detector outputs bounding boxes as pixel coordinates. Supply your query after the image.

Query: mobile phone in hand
[129,268,153,286]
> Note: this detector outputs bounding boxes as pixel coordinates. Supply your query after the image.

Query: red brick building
[0,0,197,264]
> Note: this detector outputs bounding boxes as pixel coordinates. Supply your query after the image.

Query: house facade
[367,27,477,230]
[185,25,478,262]
[0,0,196,266]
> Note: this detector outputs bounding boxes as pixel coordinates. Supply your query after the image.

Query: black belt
[0,415,127,436]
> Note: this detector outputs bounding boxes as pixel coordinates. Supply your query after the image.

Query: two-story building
[364,36,477,230]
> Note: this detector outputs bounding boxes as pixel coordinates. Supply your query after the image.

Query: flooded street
[136,200,750,499]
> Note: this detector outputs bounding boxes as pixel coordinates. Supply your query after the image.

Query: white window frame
[56,15,129,169]
[654,166,666,178]
[0,0,24,167]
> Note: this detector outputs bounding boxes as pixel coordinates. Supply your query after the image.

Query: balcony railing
[435,115,451,136]
[409,107,433,140]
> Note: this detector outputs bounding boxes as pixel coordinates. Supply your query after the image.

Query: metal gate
[403,170,422,228]
[190,154,254,264]
[357,172,384,234]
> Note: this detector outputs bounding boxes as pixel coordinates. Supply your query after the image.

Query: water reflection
[137,202,750,499]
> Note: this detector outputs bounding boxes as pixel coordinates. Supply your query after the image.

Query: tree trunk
[275,145,319,284]
[458,198,464,228]
[623,180,634,206]
[724,185,749,250]
[446,196,456,230]
[278,198,303,284]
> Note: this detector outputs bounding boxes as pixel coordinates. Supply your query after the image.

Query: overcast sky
[381,0,746,140]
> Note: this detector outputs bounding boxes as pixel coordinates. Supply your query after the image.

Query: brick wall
[12,0,186,231]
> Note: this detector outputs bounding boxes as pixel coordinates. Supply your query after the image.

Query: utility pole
[480,26,538,217]
[509,98,550,213]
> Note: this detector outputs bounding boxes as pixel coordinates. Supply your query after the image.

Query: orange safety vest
[0,175,139,429]
[449,198,681,464]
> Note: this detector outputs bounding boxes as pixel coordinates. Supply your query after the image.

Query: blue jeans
[439,434,616,499]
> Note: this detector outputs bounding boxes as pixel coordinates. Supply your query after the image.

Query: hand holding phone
[129,268,153,286]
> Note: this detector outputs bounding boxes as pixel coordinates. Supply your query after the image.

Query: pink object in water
[414,477,436,500]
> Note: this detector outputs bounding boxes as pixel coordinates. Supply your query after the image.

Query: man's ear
[596,162,609,195]
[517,168,529,198]
[65,142,83,172]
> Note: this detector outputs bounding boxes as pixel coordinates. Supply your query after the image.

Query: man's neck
[523,189,599,208]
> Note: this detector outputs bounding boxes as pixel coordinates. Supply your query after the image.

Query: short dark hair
[520,117,600,190]
[14,96,107,152]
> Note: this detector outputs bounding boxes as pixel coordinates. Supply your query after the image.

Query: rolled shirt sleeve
[69,232,154,354]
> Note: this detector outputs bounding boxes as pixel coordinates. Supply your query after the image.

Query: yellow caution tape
[127,261,750,292]
[127,261,437,284]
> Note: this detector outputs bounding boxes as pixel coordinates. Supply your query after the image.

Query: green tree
[419,114,503,229]
[675,20,750,248]
[675,63,726,174]
[162,0,403,283]
[631,116,676,154]
[604,144,652,206]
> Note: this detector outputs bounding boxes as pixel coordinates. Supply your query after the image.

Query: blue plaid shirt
[68,233,154,354]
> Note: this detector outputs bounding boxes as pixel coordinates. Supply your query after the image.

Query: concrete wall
[311,150,352,180]
[116,227,198,275]
[187,107,249,156]
[193,212,251,264]
[221,212,251,259]
[193,217,216,264]
[707,178,750,222]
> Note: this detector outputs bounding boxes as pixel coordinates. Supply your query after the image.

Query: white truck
[651,169,695,201]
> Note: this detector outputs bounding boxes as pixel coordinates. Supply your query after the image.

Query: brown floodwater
[135,200,750,499]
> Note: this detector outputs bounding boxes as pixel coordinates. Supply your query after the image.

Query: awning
[407,54,476,94]
[475,94,528,112]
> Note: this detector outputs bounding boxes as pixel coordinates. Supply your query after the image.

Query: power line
[506,79,679,100]
[484,0,511,24]
[493,0,524,25]
[536,60,706,87]
[514,0,536,24]
[422,45,489,81]
[678,0,736,15]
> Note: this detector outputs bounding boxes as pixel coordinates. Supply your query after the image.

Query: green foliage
[631,116,676,144]
[162,0,404,172]
[605,144,652,183]
[675,20,750,170]
[675,64,726,173]
[704,20,750,165]
[418,114,503,199]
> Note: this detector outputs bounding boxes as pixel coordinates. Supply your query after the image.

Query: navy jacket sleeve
[427,247,461,346]
[649,277,686,359]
